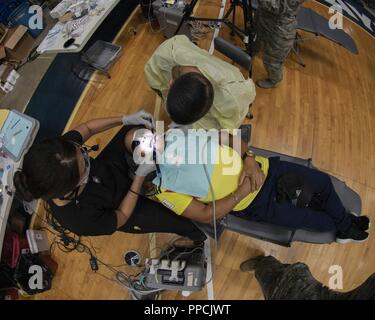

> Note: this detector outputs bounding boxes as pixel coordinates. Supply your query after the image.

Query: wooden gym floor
[34,0,375,299]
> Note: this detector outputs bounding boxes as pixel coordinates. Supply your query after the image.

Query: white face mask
[132,128,156,165]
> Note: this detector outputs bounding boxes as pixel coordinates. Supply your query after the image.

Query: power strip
[143,245,206,292]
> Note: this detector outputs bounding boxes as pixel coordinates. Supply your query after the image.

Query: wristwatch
[242,149,256,161]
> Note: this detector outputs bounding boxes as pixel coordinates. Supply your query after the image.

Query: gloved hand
[135,163,156,177]
[122,110,155,129]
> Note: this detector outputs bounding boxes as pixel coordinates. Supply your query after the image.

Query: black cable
[39,203,205,294]
[43,202,70,235]
[28,197,157,294]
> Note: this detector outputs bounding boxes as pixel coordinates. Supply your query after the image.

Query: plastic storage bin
[81,40,123,76]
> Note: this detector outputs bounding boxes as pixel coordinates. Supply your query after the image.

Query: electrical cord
[201,136,218,286]
[171,246,203,262]
[202,163,217,286]
[37,202,207,295]
[46,230,159,295]
[36,204,166,295]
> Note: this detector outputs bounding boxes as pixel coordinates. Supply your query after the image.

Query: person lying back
[125,127,370,244]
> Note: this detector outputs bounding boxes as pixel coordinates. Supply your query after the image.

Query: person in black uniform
[13,111,205,241]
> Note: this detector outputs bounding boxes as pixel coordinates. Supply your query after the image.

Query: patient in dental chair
[123,126,370,244]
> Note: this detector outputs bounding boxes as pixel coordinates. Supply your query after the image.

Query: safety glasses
[74,143,91,186]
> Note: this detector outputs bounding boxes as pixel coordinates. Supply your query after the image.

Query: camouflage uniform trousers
[253,0,306,83]
[254,16,297,83]
[250,256,375,299]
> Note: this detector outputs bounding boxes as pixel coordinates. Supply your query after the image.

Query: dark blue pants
[238,158,352,233]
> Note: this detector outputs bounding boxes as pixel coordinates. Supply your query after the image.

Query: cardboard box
[0,63,13,82]
[0,24,8,44]
[5,33,35,63]
[2,25,28,50]
[0,46,5,60]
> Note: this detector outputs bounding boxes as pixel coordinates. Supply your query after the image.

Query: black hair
[13,138,80,202]
[166,72,214,125]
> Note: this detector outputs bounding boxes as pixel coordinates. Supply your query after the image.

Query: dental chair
[194,124,362,247]
[195,125,362,247]
[103,126,362,247]
[196,147,362,247]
